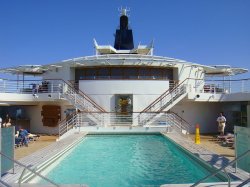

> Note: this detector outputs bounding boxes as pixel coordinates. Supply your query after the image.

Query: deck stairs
[58,112,78,139]
[61,81,105,123]
[138,79,189,128]
[58,80,106,138]
[142,112,191,135]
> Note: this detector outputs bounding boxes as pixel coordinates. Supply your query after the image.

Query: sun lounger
[28,133,40,141]
[224,137,235,147]
[217,133,234,142]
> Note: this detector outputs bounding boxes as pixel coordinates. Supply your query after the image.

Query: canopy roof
[0,54,247,77]
[0,64,61,75]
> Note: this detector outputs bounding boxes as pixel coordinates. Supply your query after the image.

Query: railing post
[195,79,197,92]
[4,80,6,93]
[241,80,244,92]
[51,81,54,93]
[78,114,81,133]
[223,168,231,187]
[229,79,231,93]
[18,167,27,186]
[234,132,237,173]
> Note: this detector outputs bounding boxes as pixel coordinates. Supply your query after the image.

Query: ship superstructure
[0,9,249,137]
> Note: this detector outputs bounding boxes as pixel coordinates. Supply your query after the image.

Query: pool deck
[162,132,250,183]
[1,132,87,185]
[1,131,249,187]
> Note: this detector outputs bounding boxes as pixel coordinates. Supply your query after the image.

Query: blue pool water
[42,134,223,186]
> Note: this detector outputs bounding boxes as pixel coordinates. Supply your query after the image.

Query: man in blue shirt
[19,128,29,146]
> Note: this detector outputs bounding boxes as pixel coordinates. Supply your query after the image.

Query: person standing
[0,116,2,128]
[217,112,226,135]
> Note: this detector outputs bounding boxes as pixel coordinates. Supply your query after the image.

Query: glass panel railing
[0,127,14,176]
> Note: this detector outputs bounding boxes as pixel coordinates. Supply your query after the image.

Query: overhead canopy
[0,64,62,75]
[202,65,248,76]
[0,55,248,77]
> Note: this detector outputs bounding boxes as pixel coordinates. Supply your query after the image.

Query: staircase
[60,80,105,122]
[57,80,106,138]
[58,112,78,139]
[138,79,189,126]
[166,112,192,134]
[139,112,191,135]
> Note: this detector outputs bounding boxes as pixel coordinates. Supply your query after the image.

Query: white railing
[204,78,250,94]
[60,82,104,113]
[74,113,133,127]
[0,152,59,187]
[108,113,133,126]
[0,79,107,138]
[0,79,60,94]
[56,80,106,137]
[165,112,192,134]
[191,150,250,187]
[58,112,78,137]
[58,112,192,137]
[1,78,250,95]
[136,112,191,134]
[138,80,188,125]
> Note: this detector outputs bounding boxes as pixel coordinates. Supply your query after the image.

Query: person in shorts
[217,112,226,135]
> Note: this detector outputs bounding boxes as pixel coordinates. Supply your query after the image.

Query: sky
[0,0,250,78]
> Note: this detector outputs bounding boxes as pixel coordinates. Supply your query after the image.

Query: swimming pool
[39,134,224,186]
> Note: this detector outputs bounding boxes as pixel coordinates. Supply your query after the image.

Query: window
[97,68,110,79]
[75,67,173,81]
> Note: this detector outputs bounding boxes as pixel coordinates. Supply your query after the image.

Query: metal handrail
[141,78,188,113]
[237,178,250,187]
[63,79,106,112]
[58,112,78,137]
[165,113,189,135]
[138,82,188,125]
[0,152,59,187]
[1,77,250,94]
[167,111,193,133]
[191,150,250,187]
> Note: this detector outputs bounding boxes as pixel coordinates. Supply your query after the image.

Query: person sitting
[18,128,29,147]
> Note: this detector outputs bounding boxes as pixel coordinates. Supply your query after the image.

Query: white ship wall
[177,64,205,93]
[42,65,75,81]
[79,80,170,112]
[172,101,224,134]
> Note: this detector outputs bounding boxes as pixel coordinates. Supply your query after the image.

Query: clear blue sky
[1,0,250,78]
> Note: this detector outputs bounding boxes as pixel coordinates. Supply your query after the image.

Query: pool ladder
[191,150,250,187]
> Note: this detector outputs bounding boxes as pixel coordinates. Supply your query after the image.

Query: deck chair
[217,133,234,142]
[28,133,40,141]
